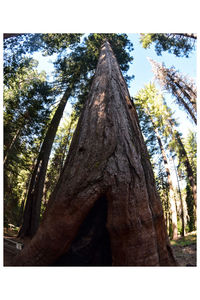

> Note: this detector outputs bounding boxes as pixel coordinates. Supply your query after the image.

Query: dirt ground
[170,232,197,266]
[172,243,196,266]
[3,228,197,267]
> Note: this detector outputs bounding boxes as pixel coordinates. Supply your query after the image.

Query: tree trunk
[174,33,197,40]
[13,41,177,266]
[153,127,178,240]
[174,88,196,124]
[171,156,185,236]
[159,164,170,236]
[168,74,197,124]
[18,88,72,238]
[168,119,197,223]
[149,59,197,125]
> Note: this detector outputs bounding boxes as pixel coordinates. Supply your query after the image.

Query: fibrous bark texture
[13,41,177,266]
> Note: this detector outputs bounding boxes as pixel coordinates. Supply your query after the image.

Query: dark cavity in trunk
[53,195,112,266]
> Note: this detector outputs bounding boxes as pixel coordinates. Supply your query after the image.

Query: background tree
[4,57,53,160]
[134,83,196,237]
[170,154,187,237]
[167,118,197,223]
[184,131,197,180]
[4,57,55,227]
[155,161,171,235]
[140,33,196,57]
[4,33,82,231]
[135,83,178,239]
[180,131,197,231]
[149,59,197,124]
[149,95,197,220]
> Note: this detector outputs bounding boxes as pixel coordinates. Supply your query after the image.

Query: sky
[127,34,196,136]
[33,33,197,139]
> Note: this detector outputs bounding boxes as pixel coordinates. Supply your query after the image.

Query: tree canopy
[3,33,196,267]
[140,33,196,57]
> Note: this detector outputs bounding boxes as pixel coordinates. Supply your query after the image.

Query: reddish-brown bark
[12,41,177,266]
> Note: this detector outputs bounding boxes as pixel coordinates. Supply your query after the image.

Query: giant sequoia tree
[12,41,176,266]
[18,33,133,238]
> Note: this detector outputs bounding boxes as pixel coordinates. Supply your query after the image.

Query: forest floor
[170,231,197,266]
[3,227,197,266]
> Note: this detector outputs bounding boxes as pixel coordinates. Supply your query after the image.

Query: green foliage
[185,181,196,232]
[54,33,134,119]
[184,130,197,180]
[4,34,42,79]
[40,33,82,56]
[85,34,134,73]
[54,34,134,85]
[134,83,192,238]
[4,44,56,226]
[134,83,170,158]
[155,164,170,215]
[3,33,83,96]
[170,232,196,247]
[4,58,54,156]
[140,33,196,57]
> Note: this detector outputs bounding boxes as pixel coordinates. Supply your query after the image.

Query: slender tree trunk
[168,119,197,222]
[174,33,197,40]
[160,168,170,235]
[176,134,197,211]
[174,88,196,124]
[42,181,49,208]
[168,74,197,124]
[171,156,185,236]
[18,88,72,238]
[18,171,33,225]
[177,86,196,113]
[149,59,197,124]
[13,41,177,266]
[152,126,178,240]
